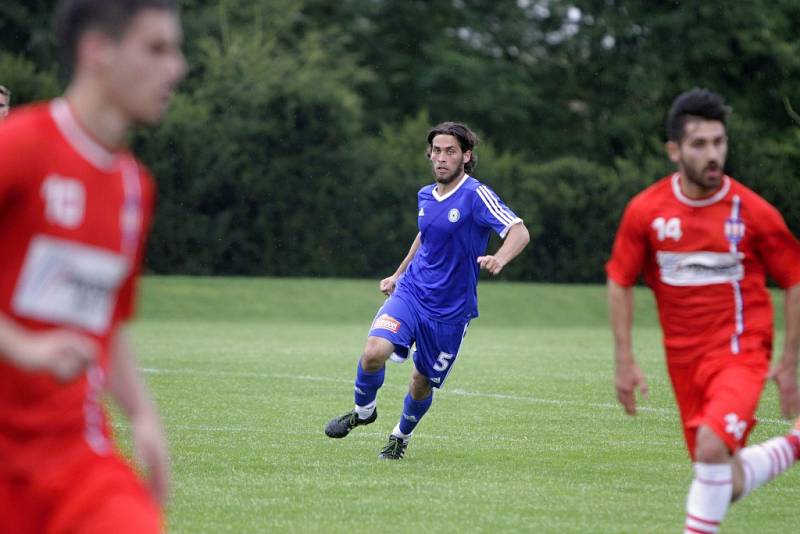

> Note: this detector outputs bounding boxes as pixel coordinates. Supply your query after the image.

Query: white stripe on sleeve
[476,186,515,226]
[498,218,523,238]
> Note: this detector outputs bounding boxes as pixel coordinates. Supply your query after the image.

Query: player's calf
[733,418,800,502]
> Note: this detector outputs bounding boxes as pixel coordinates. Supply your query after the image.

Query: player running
[607,88,800,533]
[0,1,186,532]
[325,121,529,459]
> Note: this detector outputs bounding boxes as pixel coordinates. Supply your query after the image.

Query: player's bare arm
[607,278,649,415]
[107,327,171,505]
[768,282,800,419]
[380,233,421,295]
[0,312,98,381]
[477,222,530,275]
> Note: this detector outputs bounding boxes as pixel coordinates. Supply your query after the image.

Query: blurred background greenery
[3,0,799,281]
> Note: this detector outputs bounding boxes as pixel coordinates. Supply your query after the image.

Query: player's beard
[682,158,723,194]
[434,164,464,185]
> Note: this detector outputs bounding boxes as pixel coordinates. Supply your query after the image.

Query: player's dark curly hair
[427,122,479,174]
[666,88,730,142]
[56,0,179,74]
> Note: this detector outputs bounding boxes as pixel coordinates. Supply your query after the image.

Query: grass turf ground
[120,276,799,533]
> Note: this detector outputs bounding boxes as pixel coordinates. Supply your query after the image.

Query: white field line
[139,367,789,426]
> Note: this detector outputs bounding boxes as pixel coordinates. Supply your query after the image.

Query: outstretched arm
[768,283,800,418]
[608,278,648,415]
[107,327,170,505]
[477,222,530,275]
[380,232,421,295]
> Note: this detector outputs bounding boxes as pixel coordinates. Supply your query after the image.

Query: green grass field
[122,277,799,533]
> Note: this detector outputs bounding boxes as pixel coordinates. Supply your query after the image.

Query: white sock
[354,401,376,420]
[391,423,411,440]
[738,436,797,500]
[684,463,732,534]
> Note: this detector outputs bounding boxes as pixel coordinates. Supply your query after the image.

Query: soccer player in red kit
[0,1,186,533]
[607,88,800,533]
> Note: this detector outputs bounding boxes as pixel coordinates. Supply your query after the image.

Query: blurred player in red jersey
[607,88,800,534]
[0,1,186,533]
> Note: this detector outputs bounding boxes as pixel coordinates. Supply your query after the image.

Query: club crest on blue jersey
[448,208,460,223]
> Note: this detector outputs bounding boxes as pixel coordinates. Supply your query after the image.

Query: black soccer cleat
[377,434,408,460]
[324,409,377,438]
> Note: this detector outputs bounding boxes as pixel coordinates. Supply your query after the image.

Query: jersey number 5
[433,352,454,372]
[651,217,682,241]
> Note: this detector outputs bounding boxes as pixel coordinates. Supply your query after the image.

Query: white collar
[50,98,119,172]
[432,173,469,202]
[671,172,730,207]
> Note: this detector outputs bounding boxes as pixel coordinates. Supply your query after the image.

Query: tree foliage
[3,0,800,281]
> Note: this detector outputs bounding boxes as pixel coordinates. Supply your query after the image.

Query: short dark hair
[666,88,730,142]
[427,121,479,174]
[55,0,178,74]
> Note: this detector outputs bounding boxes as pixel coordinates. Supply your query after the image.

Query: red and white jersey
[0,100,154,463]
[606,174,800,364]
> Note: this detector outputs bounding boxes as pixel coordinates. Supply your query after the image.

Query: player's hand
[615,358,649,416]
[477,255,505,275]
[8,329,98,382]
[132,411,171,506]
[380,275,399,296]
[767,356,800,419]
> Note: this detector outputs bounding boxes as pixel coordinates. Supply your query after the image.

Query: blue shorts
[368,294,469,388]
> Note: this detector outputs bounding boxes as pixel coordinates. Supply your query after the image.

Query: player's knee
[694,428,729,463]
[409,372,432,400]
[361,337,393,369]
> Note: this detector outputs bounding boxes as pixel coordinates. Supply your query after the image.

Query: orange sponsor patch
[373,314,401,333]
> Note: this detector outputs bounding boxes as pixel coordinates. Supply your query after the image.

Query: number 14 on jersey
[652,217,682,242]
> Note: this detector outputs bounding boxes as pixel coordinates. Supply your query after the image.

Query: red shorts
[0,438,161,534]
[668,350,769,460]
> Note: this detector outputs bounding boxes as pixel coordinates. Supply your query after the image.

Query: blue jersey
[394,175,521,323]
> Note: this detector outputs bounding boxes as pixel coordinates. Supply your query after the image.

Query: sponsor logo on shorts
[724,412,747,440]
[373,314,401,333]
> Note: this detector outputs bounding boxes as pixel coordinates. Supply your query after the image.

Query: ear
[462,150,472,165]
[666,141,680,164]
[76,30,116,73]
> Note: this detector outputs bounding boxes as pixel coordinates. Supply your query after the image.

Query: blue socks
[354,361,385,409]
[397,392,433,436]
[353,359,434,437]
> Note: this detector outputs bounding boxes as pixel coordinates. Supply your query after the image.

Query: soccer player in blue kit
[325,122,530,459]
